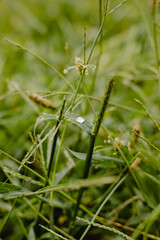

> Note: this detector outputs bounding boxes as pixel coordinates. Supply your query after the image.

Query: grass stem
[73,77,114,222]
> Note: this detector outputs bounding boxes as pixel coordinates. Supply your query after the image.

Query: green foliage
[1,0,160,240]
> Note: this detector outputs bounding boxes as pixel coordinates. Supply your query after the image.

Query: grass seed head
[133,124,141,143]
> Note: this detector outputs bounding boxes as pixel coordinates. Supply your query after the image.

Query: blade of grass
[58,190,160,240]
[86,0,127,64]
[49,120,68,240]
[1,176,116,200]
[19,121,62,171]
[14,208,28,238]
[79,174,128,240]
[135,98,160,132]
[0,150,45,181]
[131,203,160,239]
[48,97,66,178]
[34,98,66,236]
[24,198,76,240]
[0,199,17,233]
[4,38,75,92]
[2,166,44,187]
[152,0,159,68]
[78,217,133,240]
[73,77,114,223]
[132,130,160,153]
[134,0,154,51]
[39,225,69,240]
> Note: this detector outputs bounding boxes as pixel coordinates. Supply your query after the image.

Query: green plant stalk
[0,199,17,233]
[131,203,160,239]
[58,191,159,240]
[73,77,114,222]
[47,97,66,178]
[86,0,126,64]
[34,98,66,238]
[4,38,75,92]
[132,130,160,153]
[152,0,159,68]
[79,153,140,240]
[49,121,68,239]
[14,208,28,238]
[92,77,114,136]
[84,25,86,65]
[50,121,68,202]
[79,174,128,240]
[69,70,86,113]
[0,150,45,182]
[78,217,133,240]
[24,198,76,240]
[88,0,104,102]
[135,98,160,132]
[40,224,69,240]
[35,149,48,180]
[102,127,150,210]
[94,165,128,210]
[35,96,66,236]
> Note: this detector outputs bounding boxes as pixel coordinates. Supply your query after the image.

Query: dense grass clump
[1,0,160,240]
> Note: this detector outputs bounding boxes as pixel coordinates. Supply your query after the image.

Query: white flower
[63,56,96,75]
[63,69,68,74]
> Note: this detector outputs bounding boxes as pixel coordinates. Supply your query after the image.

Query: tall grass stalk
[73,76,114,222]
[47,97,66,178]
[59,191,160,240]
[24,198,75,240]
[135,98,160,132]
[4,38,75,92]
[86,0,126,64]
[152,0,159,68]
[89,0,104,94]
[79,174,127,240]
[34,98,66,237]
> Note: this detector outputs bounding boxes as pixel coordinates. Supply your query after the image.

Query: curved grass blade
[4,38,75,92]
[39,225,69,240]
[34,113,58,136]
[67,147,124,167]
[77,217,133,240]
[0,175,116,200]
[64,113,93,135]
[0,182,21,193]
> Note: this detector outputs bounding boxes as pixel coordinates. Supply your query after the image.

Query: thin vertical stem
[79,174,128,240]
[89,0,104,95]
[153,0,159,68]
[73,77,115,223]
[84,25,86,65]
[34,98,66,237]
[49,120,68,240]
[47,97,66,178]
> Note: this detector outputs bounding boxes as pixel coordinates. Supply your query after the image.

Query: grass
[1,0,160,239]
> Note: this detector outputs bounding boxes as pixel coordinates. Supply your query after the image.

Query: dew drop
[76,117,85,123]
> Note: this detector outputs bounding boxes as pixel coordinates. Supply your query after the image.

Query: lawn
[0,0,160,239]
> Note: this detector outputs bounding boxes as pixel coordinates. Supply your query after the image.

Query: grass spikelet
[27,92,56,109]
[73,76,115,222]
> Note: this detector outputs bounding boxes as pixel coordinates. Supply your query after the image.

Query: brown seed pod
[131,157,141,172]
[113,137,122,151]
[132,124,141,143]
[27,93,56,109]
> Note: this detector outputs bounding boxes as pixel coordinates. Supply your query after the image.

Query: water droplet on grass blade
[76,117,85,123]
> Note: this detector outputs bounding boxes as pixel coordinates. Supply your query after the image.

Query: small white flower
[63,69,68,74]
[75,57,83,65]
[63,56,96,75]
[127,141,131,151]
